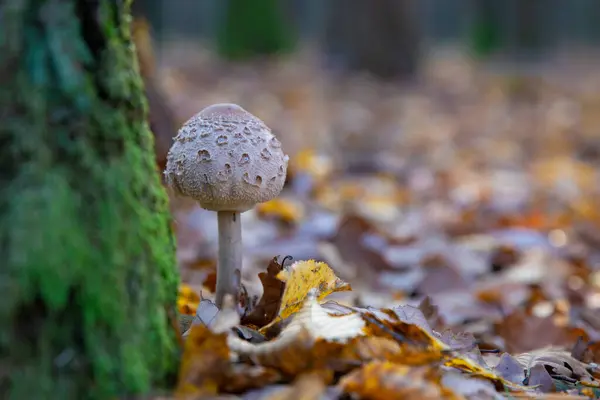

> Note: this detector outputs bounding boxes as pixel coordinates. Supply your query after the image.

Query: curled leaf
[241,257,286,328]
[258,260,351,333]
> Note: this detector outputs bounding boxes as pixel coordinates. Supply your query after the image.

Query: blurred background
[135,0,600,171]
[144,0,600,344]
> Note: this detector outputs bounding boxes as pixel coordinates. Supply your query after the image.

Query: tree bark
[324,0,421,80]
[0,0,180,399]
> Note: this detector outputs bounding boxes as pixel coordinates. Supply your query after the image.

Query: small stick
[216,210,242,308]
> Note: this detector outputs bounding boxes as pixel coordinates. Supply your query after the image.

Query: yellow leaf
[177,284,200,316]
[276,260,351,321]
[256,198,304,225]
[292,148,333,181]
[444,355,530,391]
[256,260,350,334]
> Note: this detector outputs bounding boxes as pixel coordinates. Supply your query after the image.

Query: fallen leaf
[527,363,555,392]
[191,299,219,329]
[515,347,592,381]
[496,310,585,353]
[256,198,304,225]
[176,325,230,398]
[241,257,286,328]
[257,373,329,400]
[418,296,446,332]
[230,290,366,376]
[493,353,526,385]
[261,260,350,330]
[221,364,281,394]
[416,254,470,296]
[185,295,240,338]
[339,362,443,400]
[440,371,503,400]
[178,284,201,316]
[390,304,439,339]
[360,306,449,366]
[444,355,531,391]
[230,291,421,378]
[328,214,397,288]
[179,314,194,335]
[489,244,521,273]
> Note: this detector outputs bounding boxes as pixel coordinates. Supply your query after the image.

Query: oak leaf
[241,257,286,328]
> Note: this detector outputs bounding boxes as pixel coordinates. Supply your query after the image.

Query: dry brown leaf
[176,325,230,398]
[259,373,329,400]
[229,291,414,377]
[177,323,281,396]
[573,339,600,365]
[418,296,446,332]
[327,214,397,290]
[221,364,281,394]
[496,310,586,353]
[362,306,446,351]
[241,257,286,328]
[339,362,444,400]
[359,306,450,366]
[416,254,470,296]
[230,290,365,376]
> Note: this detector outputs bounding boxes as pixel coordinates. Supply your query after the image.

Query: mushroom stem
[216,210,242,308]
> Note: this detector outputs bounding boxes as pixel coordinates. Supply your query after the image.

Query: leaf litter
[136,31,600,400]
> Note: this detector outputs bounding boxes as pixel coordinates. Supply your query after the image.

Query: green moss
[0,0,179,399]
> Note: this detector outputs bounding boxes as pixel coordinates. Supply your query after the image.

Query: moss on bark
[0,0,180,399]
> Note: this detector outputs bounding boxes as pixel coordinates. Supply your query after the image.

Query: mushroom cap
[164,103,289,212]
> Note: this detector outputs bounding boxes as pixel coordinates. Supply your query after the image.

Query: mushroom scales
[165,103,289,307]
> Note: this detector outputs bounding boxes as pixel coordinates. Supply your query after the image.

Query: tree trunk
[0,0,180,399]
[323,0,421,80]
[512,0,545,56]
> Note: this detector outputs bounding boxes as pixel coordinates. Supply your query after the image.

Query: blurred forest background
[144,0,600,316]
[133,0,600,170]
[137,0,600,288]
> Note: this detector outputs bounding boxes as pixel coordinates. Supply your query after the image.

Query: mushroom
[164,103,289,308]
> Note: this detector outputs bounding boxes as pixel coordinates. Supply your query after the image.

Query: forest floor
[154,43,600,399]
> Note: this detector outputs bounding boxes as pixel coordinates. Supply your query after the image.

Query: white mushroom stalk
[216,210,242,307]
[164,103,289,308]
